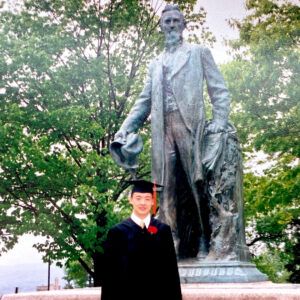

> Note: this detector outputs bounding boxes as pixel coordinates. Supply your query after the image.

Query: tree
[0,0,212,286]
[63,259,92,288]
[223,0,300,282]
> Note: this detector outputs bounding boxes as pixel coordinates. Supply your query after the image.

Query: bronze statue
[111,4,268,283]
[114,4,229,258]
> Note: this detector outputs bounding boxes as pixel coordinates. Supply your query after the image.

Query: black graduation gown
[101,217,182,300]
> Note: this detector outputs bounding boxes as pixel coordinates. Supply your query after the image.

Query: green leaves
[253,250,291,283]
[0,0,213,286]
[225,0,299,282]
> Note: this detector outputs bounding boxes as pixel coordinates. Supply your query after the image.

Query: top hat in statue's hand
[110,132,143,171]
[114,128,127,144]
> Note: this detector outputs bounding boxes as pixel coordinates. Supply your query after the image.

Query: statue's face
[161,10,184,45]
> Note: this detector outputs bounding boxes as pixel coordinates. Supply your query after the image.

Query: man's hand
[206,121,227,134]
[114,128,128,144]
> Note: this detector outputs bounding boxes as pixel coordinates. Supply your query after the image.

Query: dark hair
[131,186,154,196]
[160,4,186,29]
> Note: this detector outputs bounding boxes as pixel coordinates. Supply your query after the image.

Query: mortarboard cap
[128,179,162,194]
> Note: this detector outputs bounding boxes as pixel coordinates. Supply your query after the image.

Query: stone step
[2,282,300,300]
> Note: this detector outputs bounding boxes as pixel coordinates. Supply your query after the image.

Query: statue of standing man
[114,4,230,259]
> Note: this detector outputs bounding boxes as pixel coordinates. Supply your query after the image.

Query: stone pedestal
[1,288,100,300]
[183,282,300,300]
[179,259,268,283]
[2,283,300,300]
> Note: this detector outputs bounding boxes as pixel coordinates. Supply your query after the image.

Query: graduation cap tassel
[152,182,157,216]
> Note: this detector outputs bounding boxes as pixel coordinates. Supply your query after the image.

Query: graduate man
[101,180,182,300]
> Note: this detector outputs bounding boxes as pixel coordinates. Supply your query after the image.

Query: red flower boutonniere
[148,225,158,235]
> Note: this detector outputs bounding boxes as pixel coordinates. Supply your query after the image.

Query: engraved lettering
[219,268,226,276]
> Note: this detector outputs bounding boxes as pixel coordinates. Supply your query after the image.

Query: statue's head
[160,4,186,46]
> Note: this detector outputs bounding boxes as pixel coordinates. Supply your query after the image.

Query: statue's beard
[164,30,182,48]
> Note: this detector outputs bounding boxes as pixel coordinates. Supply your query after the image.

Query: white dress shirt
[131,212,151,229]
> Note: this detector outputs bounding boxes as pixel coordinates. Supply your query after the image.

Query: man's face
[161,10,184,45]
[130,192,153,219]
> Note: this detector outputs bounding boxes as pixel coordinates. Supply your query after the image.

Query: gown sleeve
[161,225,182,300]
[101,227,126,300]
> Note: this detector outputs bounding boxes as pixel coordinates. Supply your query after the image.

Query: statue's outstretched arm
[116,62,153,143]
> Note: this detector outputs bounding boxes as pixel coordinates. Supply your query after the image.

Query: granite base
[178,259,268,283]
[2,282,300,300]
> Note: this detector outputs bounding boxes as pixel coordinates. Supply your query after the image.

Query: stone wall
[2,282,300,300]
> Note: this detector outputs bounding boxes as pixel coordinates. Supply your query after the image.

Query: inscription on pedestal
[178,261,269,283]
[179,266,244,277]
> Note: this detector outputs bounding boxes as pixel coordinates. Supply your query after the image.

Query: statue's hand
[115,128,128,144]
[206,121,226,134]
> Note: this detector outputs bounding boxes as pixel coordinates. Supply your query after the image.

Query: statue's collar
[155,43,191,78]
[164,40,183,54]
[163,42,189,53]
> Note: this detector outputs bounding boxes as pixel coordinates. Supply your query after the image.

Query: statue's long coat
[121,43,230,185]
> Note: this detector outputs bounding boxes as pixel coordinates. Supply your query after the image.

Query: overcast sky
[0,0,248,266]
[197,0,247,63]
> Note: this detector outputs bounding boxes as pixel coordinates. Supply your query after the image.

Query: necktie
[140,221,145,229]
